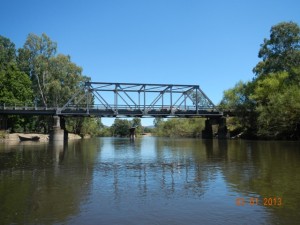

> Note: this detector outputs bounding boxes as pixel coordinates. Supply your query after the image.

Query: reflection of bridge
[0,82,227,139]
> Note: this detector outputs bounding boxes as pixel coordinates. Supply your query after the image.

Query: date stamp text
[235,197,282,206]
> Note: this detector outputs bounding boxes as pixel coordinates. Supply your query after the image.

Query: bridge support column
[217,117,228,139]
[129,127,136,140]
[49,116,67,142]
[60,116,68,141]
[0,115,8,130]
[202,119,213,139]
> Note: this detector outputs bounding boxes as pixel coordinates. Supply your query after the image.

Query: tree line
[219,21,300,140]
[0,33,102,136]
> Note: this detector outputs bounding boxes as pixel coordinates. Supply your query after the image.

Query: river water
[0,137,300,225]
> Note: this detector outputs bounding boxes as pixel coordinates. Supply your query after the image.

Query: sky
[1,0,300,126]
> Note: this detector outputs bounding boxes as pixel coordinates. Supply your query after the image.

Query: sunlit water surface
[0,137,300,225]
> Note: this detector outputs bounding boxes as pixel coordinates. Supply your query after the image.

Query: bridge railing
[61,103,217,111]
[0,103,57,110]
[0,103,219,113]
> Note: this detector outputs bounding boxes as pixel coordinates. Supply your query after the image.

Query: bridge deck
[0,105,223,118]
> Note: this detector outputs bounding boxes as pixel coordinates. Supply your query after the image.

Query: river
[0,137,299,225]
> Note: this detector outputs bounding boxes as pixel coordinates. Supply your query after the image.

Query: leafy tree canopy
[254,21,300,76]
[0,36,16,70]
[0,63,33,104]
[221,21,300,139]
[111,119,131,137]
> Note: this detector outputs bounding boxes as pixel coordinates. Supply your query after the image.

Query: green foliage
[0,36,33,105]
[220,21,300,139]
[79,117,103,137]
[153,118,204,137]
[111,119,131,137]
[0,63,33,104]
[131,117,143,135]
[17,33,57,106]
[0,36,16,70]
[154,117,163,127]
[143,126,154,133]
[0,33,96,136]
[254,21,300,76]
[255,84,300,139]
[219,81,257,137]
[65,117,103,137]
[250,72,289,104]
[18,34,89,107]
[108,118,144,137]
[219,81,249,110]
[47,54,88,106]
[98,126,112,137]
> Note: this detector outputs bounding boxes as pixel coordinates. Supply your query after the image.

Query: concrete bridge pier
[202,117,228,139]
[49,116,68,142]
[202,119,213,139]
[217,117,228,139]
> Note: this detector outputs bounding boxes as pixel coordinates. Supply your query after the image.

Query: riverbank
[0,132,82,142]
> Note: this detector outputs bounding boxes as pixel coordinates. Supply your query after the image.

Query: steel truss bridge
[0,82,223,118]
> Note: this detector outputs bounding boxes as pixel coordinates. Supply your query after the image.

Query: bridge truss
[59,82,222,117]
[0,82,222,118]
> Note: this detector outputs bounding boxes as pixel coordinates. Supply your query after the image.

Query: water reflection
[0,138,300,224]
[0,139,99,225]
[222,141,300,225]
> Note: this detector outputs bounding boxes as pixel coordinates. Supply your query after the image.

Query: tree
[251,22,300,139]
[131,117,143,134]
[254,21,300,77]
[111,119,131,137]
[0,36,34,132]
[18,33,57,107]
[249,67,300,139]
[66,117,106,137]
[250,72,289,105]
[0,63,33,104]
[154,117,163,127]
[255,84,300,139]
[0,36,33,104]
[220,22,300,139]
[16,33,97,135]
[47,54,88,106]
[219,81,257,137]
[153,118,204,137]
[0,35,16,70]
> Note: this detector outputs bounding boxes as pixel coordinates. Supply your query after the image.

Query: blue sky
[1,0,300,126]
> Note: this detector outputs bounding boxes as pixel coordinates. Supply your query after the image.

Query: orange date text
[235,197,282,206]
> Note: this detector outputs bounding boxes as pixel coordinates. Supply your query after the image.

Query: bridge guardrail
[0,103,222,117]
